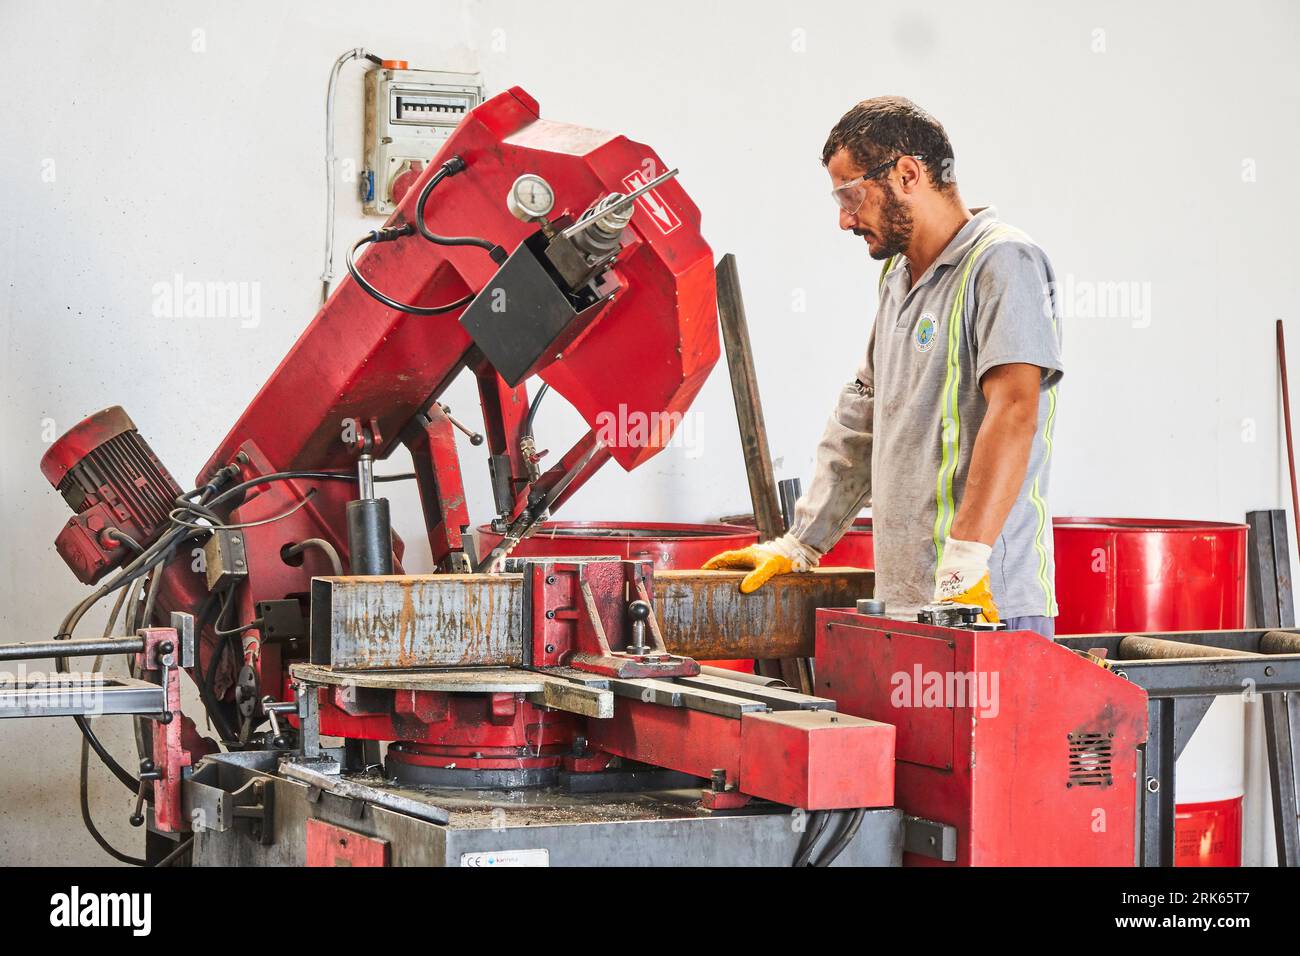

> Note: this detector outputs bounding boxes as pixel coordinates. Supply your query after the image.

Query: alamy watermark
[1,666,107,717]
[594,404,704,459]
[151,273,261,328]
[1046,274,1152,329]
[891,665,1000,718]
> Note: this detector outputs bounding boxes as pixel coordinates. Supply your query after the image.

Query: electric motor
[40,406,183,584]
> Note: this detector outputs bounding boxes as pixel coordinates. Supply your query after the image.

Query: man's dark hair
[821,96,955,192]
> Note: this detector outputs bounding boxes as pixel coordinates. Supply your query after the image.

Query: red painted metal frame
[528,559,698,678]
[306,819,390,867]
[473,361,531,504]
[405,404,472,570]
[198,86,716,482]
[127,87,717,704]
[318,681,577,756]
[137,625,191,834]
[585,697,894,810]
[816,611,1148,865]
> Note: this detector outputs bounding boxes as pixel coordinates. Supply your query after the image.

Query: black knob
[628,600,652,622]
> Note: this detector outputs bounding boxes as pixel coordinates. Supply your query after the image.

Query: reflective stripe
[931,225,1018,574]
[1027,385,1059,614]
[878,255,898,292]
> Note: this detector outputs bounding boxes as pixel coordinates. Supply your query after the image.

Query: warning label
[460,848,550,867]
[622,169,682,235]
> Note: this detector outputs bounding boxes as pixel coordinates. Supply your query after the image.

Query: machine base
[188,752,903,867]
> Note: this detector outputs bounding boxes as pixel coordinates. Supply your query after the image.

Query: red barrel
[475,521,758,568]
[474,521,760,672]
[1053,516,1248,868]
[823,517,874,569]
[720,515,877,569]
[720,516,1247,634]
[1175,797,1244,867]
[1052,517,1247,634]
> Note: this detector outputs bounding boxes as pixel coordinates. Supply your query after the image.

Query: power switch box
[362,67,482,216]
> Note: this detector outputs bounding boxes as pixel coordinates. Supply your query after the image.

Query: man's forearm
[949,378,1039,545]
[787,380,874,554]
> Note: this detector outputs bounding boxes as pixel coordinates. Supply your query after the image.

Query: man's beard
[854,181,913,260]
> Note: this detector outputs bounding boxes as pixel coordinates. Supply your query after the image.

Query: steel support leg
[1263,691,1300,866]
[1140,697,1177,866]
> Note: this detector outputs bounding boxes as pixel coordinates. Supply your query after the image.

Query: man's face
[828,148,914,260]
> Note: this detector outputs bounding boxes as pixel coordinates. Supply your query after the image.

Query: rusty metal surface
[1261,630,1300,654]
[655,568,872,660]
[292,662,547,692]
[311,574,524,669]
[1118,635,1260,660]
[310,568,872,668]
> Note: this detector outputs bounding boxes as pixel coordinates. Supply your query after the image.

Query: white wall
[2,0,1297,865]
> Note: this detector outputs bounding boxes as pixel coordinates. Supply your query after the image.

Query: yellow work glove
[933,537,1000,623]
[702,533,821,594]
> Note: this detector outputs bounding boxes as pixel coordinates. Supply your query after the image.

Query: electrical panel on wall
[361,67,483,216]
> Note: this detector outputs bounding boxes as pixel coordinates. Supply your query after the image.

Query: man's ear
[896,155,925,193]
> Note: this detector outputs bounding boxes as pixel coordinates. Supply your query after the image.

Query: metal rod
[778,478,803,532]
[1119,635,1260,660]
[357,453,375,499]
[559,168,680,239]
[438,403,484,445]
[1280,320,1300,563]
[1261,630,1300,654]
[716,253,783,541]
[698,664,787,687]
[0,636,145,663]
[715,252,807,690]
[474,439,605,573]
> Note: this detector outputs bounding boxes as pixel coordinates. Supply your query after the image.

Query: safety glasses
[831,154,925,215]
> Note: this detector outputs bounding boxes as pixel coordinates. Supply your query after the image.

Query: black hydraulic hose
[77,586,146,865]
[793,810,830,867]
[72,716,137,792]
[203,469,414,512]
[414,157,507,263]
[347,224,477,316]
[52,467,417,786]
[154,837,194,867]
[812,808,867,867]
[525,382,550,438]
[54,483,231,788]
[191,591,239,744]
[79,740,146,866]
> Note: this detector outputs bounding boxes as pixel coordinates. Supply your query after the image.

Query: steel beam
[0,675,164,718]
[310,568,872,669]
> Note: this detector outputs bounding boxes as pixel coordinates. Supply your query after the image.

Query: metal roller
[1118,635,1259,660]
[1260,630,1300,654]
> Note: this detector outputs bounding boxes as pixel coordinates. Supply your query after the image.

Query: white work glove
[933,537,999,623]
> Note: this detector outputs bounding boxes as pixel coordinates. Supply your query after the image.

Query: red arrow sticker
[622,169,682,235]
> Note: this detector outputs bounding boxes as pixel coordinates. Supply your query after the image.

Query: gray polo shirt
[791,207,1063,620]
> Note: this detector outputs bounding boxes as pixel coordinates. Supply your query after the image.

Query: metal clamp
[903,815,958,862]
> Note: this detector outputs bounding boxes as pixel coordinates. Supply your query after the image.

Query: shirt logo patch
[915,312,937,353]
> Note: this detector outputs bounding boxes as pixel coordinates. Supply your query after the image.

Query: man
[704,96,1062,637]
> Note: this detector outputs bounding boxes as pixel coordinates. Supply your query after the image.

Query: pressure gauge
[507,173,555,222]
